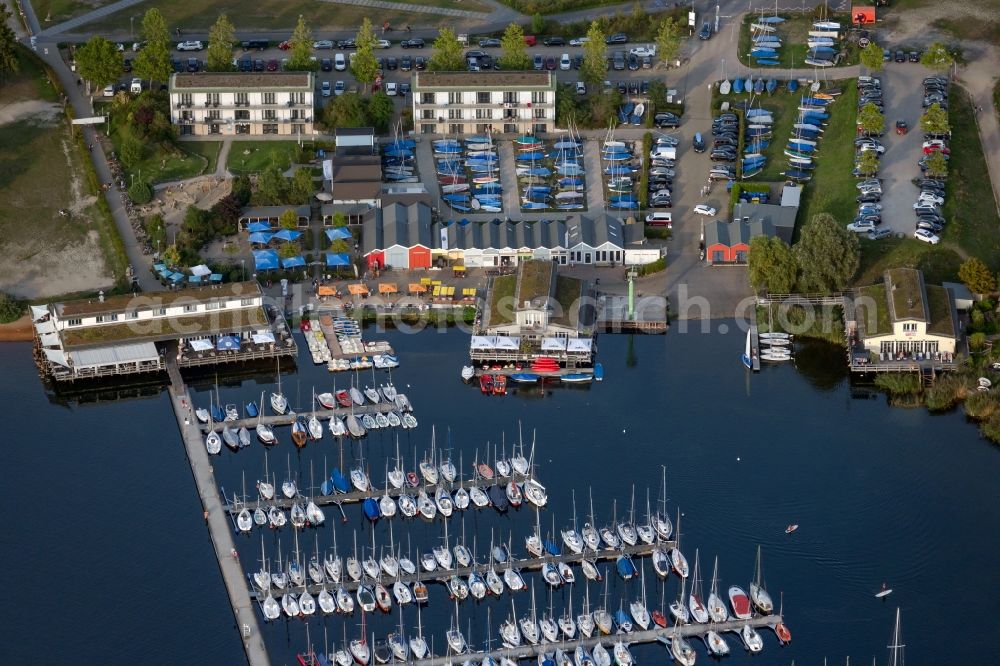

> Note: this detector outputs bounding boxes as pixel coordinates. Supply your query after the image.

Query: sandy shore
[0,315,35,342]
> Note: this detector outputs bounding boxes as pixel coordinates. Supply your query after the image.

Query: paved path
[320,0,490,19]
[497,140,519,214]
[38,0,145,36]
[215,138,233,178]
[582,138,606,212]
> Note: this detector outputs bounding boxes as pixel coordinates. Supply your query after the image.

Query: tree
[206,13,236,72]
[0,5,19,82]
[860,41,883,72]
[655,17,682,67]
[531,13,545,35]
[580,21,607,89]
[144,213,166,248]
[499,23,531,71]
[429,28,465,72]
[0,291,25,324]
[162,243,181,267]
[75,36,122,90]
[924,150,948,179]
[331,211,347,227]
[279,208,299,230]
[133,8,171,85]
[119,134,145,168]
[920,42,954,73]
[351,18,379,87]
[856,149,880,176]
[128,179,154,204]
[324,92,368,128]
[920,102,950,135]
[287,15,314,71]
[278,242,299,259]
[857,101,884,135]
[747,236,797,294]
[290,167,315,203]
[257,164,289,204]
[793,213,860,293]
[367,91,395,132]
[959,257,995,295]
[330,238,350,254]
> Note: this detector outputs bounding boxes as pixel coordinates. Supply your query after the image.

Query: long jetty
[251,540,669,601]
[201,400,410,432]
[167,357,272,666]
[399,616,782,666]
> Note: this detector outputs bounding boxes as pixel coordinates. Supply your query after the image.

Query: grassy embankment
[736,12,859,71]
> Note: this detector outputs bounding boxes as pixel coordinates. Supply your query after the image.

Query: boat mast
[887,608,905,666]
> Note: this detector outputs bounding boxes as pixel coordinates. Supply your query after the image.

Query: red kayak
[651,610,667,628]
[775,622,792,644]
[493,375,507,395]
[480,374,493,394]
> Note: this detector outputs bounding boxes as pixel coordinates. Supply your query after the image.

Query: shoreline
[0,315,34,342]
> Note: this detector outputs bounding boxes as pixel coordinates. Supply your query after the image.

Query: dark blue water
[6,324,1000,665]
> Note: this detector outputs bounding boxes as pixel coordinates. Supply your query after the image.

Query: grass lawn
[737,13,859,71]
[81,0,462,32]
[181,141,221,175]
[226,141,301,175]
[853,236,963,287]
[103,108,215,184]
[6,49,60,103]
[940,85,1000,270]
[33,0,107,24]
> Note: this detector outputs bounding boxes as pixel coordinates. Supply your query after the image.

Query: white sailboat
[271,359,288,414]
[707,555,729,622]
[687,549,709,623]
[749,544,774,614]
[629,565,651,630]
[741,327,753,368]
[888,607,905,666]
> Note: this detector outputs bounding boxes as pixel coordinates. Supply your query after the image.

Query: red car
[278,40,291,50]
[523,35,537,46]
[266,59,278,71]
[895,120,908,135]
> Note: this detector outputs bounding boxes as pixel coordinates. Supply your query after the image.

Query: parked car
[693,204,717,216]
[377,39,392,49]
[698,22,713,40]
[321,81,331,97]
[385,82,398,96]
[186,58,201,72]
[337,39,356,49]
[654,112,680,128]
[627,54,640,71]
[266,59,278,71]
[402,38,425,48]
[569,36,589,46]
[399,82,411,95]
[868,227,892,240]
[415,56,427,70]
[320,58,333,71]
[606,32,628,44]
[479,37,501,47]
[575,81,587,95]
[847,220,878,233]
[630,44,656,58]
[313,40,334,50]
[334,53,346,70]
[545,56,557,71]
[533,54,544,70]
[400,55,412,71]
[122,58,132,72]
[334,80,345,96]
[523,35,537,46]
[177,40,203,51]
[243,40,268,51]
[543,36,565,46]
[612,52,625,70]
[560,53,571,70]
[894,50,905,62]
[386,56,398,70]
[914,229,940,244]
[908,50,920,62]
[102,84,115,97]
[692,133,706,153]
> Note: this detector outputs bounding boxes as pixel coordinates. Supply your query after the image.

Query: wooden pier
[388,615,783,666]
[226,472,532,514]
[472,367,595,380]
[596,294,668,334]
[251,540,668,601]
[201,400,409,432]
[166,357,272,666]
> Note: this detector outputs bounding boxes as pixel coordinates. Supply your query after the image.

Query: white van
[129,77,143,94]
[645,212,672,228]
[334,53,346,71]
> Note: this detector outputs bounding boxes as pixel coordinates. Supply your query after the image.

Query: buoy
[737,457,741,461]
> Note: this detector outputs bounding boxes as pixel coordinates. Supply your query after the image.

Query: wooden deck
[201,400,408,432]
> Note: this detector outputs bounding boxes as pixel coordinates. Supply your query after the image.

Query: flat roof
[517,260,554,307]
[171,72,312,91]
[925,285,956,337]
[57,281,262,318]
[61,306,268,349]
[414,70,554,90]
[886,268,926,322]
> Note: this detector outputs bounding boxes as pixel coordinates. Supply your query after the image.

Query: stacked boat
[804,19,840,67]
[741,104,774,179]
[602,140,639,210]
[759,331,792,362]
[515,135,554,211]
[617,101,645,126]
[783,90,837,182]
[550,137,586,211]
[749,16,784,67]
[300,319,331,365]
[383,138,417,183]
[437,136,503,213]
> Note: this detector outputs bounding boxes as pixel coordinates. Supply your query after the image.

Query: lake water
[5,323,1000,664]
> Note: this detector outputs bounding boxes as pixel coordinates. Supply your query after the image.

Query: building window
[475,108,492,120]
[97,313,119,323]
[421,109,435,120]
[420,93,434,105]
[155,308,166,316]
[235,109,249,120]
[66,318,82,327]
[235,92,248,106]
[448,92,462,105]
[448,123,464,135]
[263,109,276,120]
[236,123,250,134]
[476,123,491,134]
[712,250,724,263]
[531,91,546,104]
[184,304,197,313]
[180,93,192,107]
[263,124,279,134]
[448,108,462,120]
[208,109,221,120]
[126,310,139,320]
[533,108,545,119]
[263,92,276,105]
[293,124,304,134]
[206,301,220,310]
[241,298,255,306]
[290,92,305,104]
[208,93,219,105]
[421,123,436,134]
[735,250,747,263]
[181,111,193,121]
[476,91,490,104]
[503,123,517,133]
[503,92,517,104]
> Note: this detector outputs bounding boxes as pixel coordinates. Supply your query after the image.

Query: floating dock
[250,540,668,601]
[166,357,272,666]
[201,400,410,432]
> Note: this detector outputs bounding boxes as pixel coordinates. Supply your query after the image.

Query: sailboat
[669,509,689,578]
[409,602,429,659]
[582,488,600,551]
[741,328,753,368]
[750,544,774,614]
[707,556,729,622]
[255,391,276,445]
[350,612,371,665]
[668,573,690,624]
[562,490,585,553]
[205,419,222,455]
[271,359,288,414]
[446,602,467,654]
[629,565,651,629]
[500,599,522,647]
[578,585,596,637]
[887,607,905,665]
[687,549,709,623]
[669,625,696,665]
[740,622,764,653]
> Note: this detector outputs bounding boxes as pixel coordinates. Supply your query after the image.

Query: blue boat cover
[332,469,350,493]
[245,402,258,417]
[272,229,302,242]
[247,222,271,232]
[363,497,381,521]
[325,253,351,267]
[544,539,560,556]
[281,256,306,269]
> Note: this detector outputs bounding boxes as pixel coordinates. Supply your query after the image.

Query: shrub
[970,332,987,352]
[637,257,666,276]
[875,372,921,396]
[0,291,25,324]
[128,179,154,204]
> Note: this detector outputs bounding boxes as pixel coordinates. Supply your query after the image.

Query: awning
[30,305,49,322]
[326,253,351,267]
[253,250,280,271]
[69,341,159,368]
[249,232,274,244]
[273,229,302,242]
[216,335,241,351]
[470,335,495,350]
[169,272,185,283]
[408,283,427,293]
[43,348,69,367]
[347,284,369,295]
[453,265,466,273]
[39,332,60,347]
[190,264,212,277]
[210,273,223,282]
[378,283,397,294]
[494,336,520,350]
[318,285,336,296]
[35,319,55,335]
[189,339,213,351]
[247,222,272,232]
[252,330,276,344]
[325,227,352,241]
[281,256,306,269]
[567,338,593,352]
[188,275,202,284]
[541,337,567,351]
[152,263,166,273]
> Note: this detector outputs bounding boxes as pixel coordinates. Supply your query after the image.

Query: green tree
[206,13,236,72]
[128,179,154,204]
[499,23,531,71]
[924,150,948,179]
[920,42,954,73]
[119,134,145,168]
[531,13,545,35]
[330,238,350,254]
[794,213,860,293]
[859,41,883,72]
[257,164,289,204]
[287,15,315,71]
[959,257,995,295]
[133,8,171,86]
[580,21,607,89]
[857,101,884,135]
[324,92,368,128]
[367,91,395,132]
[429,27,465,72]
[655,17,682,67]
[332,211,347,227]
[162,243,181,267]
[747,236,797,294]
[590,88,622,126]
[857,149,880,176]
[278,242,299,258]
[290,167,315,203]
[920,102,950,135]
[351,18,379,87]
[75,36,122,90]
[145,213,166,248]
[0,5,20,82]
[0,291,25,324]
[279,208,299,230]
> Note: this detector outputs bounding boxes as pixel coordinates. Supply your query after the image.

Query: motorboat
[729,585,752,620]
[705,630,730,656]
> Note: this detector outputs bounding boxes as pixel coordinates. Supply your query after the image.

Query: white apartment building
[411,71,556,136]
[168,72,314,136]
